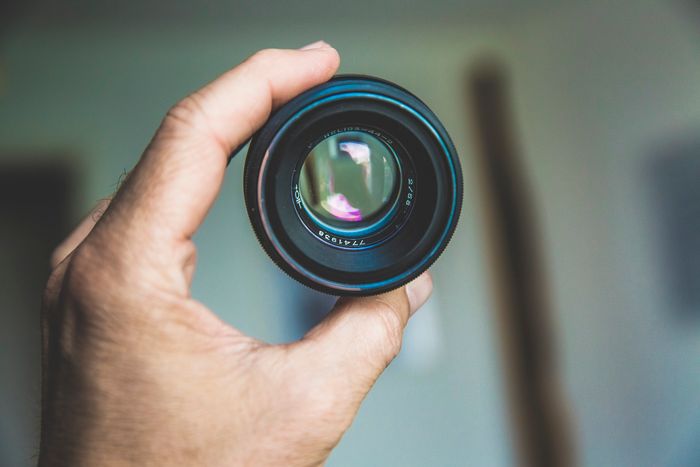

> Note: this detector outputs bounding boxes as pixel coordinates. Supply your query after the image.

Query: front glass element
[299,130,399,231]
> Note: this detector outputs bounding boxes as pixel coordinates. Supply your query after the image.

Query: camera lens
[244,75,462,296]
[298,130,400,233]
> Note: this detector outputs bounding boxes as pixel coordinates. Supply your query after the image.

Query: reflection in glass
[299,130,398,228]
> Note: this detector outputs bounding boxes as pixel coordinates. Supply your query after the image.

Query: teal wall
[2,1,700,465]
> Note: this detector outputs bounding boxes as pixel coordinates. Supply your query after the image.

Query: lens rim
[244,75,462,296]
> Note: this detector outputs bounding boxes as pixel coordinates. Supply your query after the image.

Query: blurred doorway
[0,161,74,466]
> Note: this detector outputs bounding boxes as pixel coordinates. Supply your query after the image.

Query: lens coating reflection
[299,130,398,230]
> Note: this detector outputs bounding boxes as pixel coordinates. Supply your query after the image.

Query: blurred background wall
[1,0,699,466]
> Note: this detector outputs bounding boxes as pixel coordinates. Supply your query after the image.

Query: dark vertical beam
[467,61,576,467]
[0,159,75,465]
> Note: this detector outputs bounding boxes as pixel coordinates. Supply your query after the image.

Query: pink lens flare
[321,193,363,222]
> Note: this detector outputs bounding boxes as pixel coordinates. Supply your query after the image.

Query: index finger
[96,44,340,250]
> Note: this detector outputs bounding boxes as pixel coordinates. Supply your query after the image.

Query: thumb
[300,272,433,394]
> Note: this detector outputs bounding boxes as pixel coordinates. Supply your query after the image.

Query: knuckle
[165,93,208,131]
[42,263,67,312]
[62,240,123,305]
[63,246,102,294]
[248,48,284,66]
[49,245,66,270]
[370,301,405,359]
[164,93,228,152]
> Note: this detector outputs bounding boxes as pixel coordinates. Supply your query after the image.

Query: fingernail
[406,272,433,316]
[299,40,328,50]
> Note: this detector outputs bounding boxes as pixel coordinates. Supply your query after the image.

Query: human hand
[40,42,433,467]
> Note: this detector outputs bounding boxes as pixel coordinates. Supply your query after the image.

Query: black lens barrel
[243,75,462,296]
